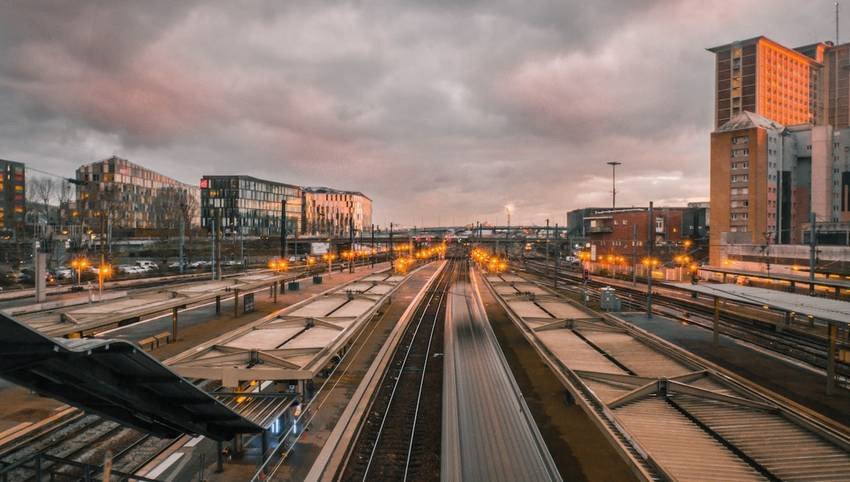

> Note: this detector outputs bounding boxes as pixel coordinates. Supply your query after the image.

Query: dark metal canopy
[0,311,262,441]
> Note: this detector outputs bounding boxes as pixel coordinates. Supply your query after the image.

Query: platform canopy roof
[700,266,850,290]
[669,283,850,326]
[168,273,405,385]
[0,311,263,441]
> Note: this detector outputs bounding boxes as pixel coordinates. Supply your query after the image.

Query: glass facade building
[0,159,26,236]
[76,157,200,230]
[302,187,373,236]
[200,175,303,236]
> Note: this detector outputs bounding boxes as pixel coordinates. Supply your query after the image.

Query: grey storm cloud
[0,0,843,226]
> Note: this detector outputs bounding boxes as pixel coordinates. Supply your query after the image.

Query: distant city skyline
[0,1,846,226]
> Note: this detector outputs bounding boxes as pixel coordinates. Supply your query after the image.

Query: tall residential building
[0,159,26,236]
[302,187,372,236]
[708,37,825,129]
[709,111,850,263]
[76,157,200,231]
[199,175,302,236]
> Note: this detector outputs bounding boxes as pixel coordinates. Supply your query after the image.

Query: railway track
[338,259,456,481]
[0,413,172,481]
[520,259,850,381]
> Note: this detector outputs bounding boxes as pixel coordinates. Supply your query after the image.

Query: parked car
[190,260,210,268]
[20,268,55,285]
[135,260,158,271]
[54,267,74,280]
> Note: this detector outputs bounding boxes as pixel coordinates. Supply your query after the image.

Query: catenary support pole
[828,322,837,395]
[172,307,179,341]
[647,201,654,318]
[809,211,817,296]
[281,197,288,261]
[632,223,637,286]
[545,218,550,278]
[554,223,560,289]
[713,295,719,347]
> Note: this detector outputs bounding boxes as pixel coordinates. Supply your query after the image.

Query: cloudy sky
[0,1,842,227]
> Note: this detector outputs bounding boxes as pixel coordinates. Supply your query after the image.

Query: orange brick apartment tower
[708,37,825,129]
[709,113,780,264]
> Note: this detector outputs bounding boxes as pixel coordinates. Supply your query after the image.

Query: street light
[98,263,111,300]
[607,161,622,209]
[70,258,89,286]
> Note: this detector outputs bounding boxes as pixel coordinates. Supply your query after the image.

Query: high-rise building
[0,159,26,236]
[302,187,372,236]
[825,42,850,129]
[76,157,200,231]
[709,111,850,263]
[199,175,303,236]
[707,37,826,129]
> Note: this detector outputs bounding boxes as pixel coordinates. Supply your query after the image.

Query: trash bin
[313,275,323,285]
[288,281,300,291]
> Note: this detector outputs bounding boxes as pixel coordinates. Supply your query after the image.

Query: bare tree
[56,179,73,229]
[26,177,56,225]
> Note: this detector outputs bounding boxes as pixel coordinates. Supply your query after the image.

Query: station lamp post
[98,263,111,300]
[70,258,89,287]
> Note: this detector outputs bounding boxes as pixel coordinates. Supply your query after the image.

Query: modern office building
[302,187,372,236]
[75,157,200,230]
[0,159,26,236]
[709,111,850,263]
[199,175,303,236]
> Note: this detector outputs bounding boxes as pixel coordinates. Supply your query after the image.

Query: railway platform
[621,312,850,427]
[155,262,443,481]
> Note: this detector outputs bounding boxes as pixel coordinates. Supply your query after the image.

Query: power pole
[647,202,654,318]
[371,223,375,267]
[607,161,622,209]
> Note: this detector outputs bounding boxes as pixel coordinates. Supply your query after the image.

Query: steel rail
[360,260,453,481]
[402,261,455,480]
